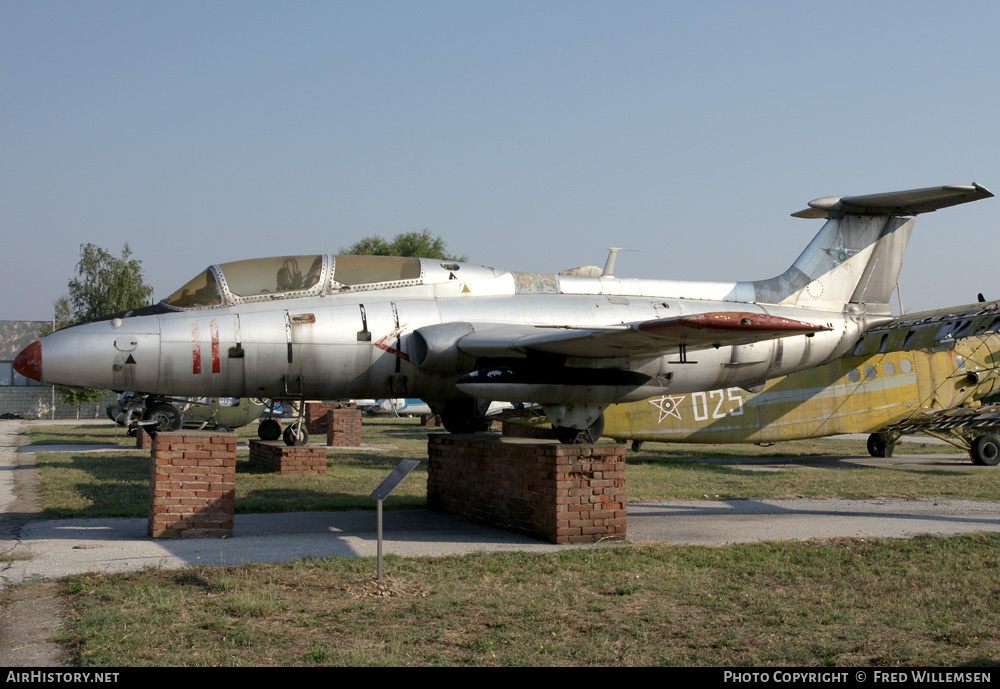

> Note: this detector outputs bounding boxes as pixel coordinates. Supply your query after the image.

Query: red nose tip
[14,341,42,382]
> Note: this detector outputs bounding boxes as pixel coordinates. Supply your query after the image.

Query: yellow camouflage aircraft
[601,300,1000,465]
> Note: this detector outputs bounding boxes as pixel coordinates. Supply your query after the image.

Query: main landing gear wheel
[258,418,282,441]
[143,402,181,432]
[439,398,491,434]
[970,434,1000,466]
[867,432,895,458]
[283,421,309,447]
[553,414,605,444]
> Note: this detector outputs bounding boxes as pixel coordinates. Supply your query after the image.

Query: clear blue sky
[2,0,997,320]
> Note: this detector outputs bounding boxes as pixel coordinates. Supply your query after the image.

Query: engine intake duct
[409,322,478,374]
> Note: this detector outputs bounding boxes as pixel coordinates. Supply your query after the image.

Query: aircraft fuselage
[34,276,862,405]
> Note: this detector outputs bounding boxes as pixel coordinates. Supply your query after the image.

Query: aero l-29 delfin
[14,184,993,444]
[602,300,1000,465]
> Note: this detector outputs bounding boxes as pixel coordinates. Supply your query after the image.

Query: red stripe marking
[192,320,202,375]
[374,326,411,361]
[210,319,221,374]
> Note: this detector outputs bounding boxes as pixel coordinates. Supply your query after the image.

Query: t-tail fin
[752,183,992,312]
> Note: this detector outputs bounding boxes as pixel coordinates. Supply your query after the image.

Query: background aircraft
[107,393,267,434]
[601,300,1000,465]
[15,184,993,444]
[367,398,433,416]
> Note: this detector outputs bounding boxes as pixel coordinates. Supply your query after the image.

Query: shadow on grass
[27,427,134,446]
[35,452,148,519]
[238,488,425,513]
[35,448,428,520]
[235,451,426,474]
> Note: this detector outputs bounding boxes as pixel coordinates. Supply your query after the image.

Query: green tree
[37,295,73,337]
[56,387,109,420]
[340,229,467,261]
[67,243,154,322]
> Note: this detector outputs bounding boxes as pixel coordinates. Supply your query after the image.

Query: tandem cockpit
[162,254,431,310]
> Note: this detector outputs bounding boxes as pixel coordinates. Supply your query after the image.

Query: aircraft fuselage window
[332,255,421,286]
[220,255,323,297]
[163,269,223,308]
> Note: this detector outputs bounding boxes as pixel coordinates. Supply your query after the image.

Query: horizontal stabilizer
[791,183,993,219]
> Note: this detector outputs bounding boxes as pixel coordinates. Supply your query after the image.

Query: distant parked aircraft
[602,300,1000,465]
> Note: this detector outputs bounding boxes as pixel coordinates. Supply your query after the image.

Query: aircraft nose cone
[14,341,42,381]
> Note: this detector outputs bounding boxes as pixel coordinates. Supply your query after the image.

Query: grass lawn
[61,535,1000,666]
[16,418,1000,666]
[27,418,996,519]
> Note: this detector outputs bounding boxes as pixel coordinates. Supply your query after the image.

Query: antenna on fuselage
[603,248,638,277]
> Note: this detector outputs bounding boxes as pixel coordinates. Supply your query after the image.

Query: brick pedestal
[303,403,363,446]
[427,435,626,544]
[249,440,327,474]
[326,408,362,446]
[149,431,236,538]
[305,402,337,435]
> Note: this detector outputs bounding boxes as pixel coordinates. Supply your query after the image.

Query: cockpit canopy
[163,254,425,309]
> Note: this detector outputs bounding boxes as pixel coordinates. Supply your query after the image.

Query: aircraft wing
[850,299,1000,357]
[455,312,831,360]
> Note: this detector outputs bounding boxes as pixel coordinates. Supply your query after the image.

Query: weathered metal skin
[27,292,852,399]
[14,184,993,435]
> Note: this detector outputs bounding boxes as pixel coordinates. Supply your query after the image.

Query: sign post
[370,459,421,581]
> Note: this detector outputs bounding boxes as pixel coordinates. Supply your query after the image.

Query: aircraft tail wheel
[554,414,605,444]
[258,419,282,441]
[971,434,1000,466]
[866,433,894,458]
[283,422,309,447]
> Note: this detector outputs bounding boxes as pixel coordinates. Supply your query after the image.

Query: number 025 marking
[692,388,744,421]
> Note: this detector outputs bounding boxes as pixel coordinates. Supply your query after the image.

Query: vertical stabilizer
[751,183,991,311]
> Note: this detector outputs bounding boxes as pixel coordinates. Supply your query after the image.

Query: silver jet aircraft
[15,184,992,444]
